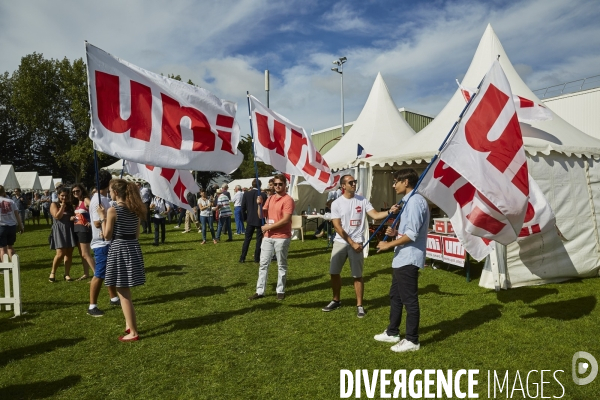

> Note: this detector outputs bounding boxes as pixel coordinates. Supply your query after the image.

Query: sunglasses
[273,182,285,187]
[344,180,357,186]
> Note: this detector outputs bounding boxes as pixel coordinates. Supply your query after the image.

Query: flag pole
[367,78,484,246]
[93,148,102,212]
[120,159,125,179]
[246,92,264,224]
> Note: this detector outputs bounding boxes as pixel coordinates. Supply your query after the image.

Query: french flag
[357,143,372,159]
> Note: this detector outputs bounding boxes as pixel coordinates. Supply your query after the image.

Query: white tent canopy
[39,176,55,191]
[366,24,600,168]
[323,72,416,170]
[366,24,600,288]
[15,171,42,191]
[103,159,125,173]
[0,164,20,190]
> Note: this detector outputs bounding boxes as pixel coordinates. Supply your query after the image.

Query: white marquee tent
[365,24,600,288]
[15,172,42,191]
[323,72,416,171]
[0,164,20,190]
[295,73,417,216]
[39,176,55,191]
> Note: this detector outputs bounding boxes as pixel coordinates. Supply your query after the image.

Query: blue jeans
[234,206,245,234]
[216,216,232,241]
[200,215,215,241]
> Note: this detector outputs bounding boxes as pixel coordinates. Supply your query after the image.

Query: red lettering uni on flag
[87,42,243,173]
[250,95,333,193]
[439,60,529,239]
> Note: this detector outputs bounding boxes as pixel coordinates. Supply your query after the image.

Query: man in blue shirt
[374,169,430,353]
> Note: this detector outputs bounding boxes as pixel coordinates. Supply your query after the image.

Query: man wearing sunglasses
[373,169,429,353]
[248,174,294,301]
[322,175,399,318]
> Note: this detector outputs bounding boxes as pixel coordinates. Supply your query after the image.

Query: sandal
[64,275,74,282]
[76,275,89,281]
[200,240,206,245]
[48,273,56,283]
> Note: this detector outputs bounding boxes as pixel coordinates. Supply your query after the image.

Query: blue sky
[1,0,599,137]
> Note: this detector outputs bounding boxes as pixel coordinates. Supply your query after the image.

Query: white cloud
[1,0,598,140]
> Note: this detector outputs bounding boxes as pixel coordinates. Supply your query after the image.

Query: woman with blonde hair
[71,183,95,280]
[97,179,146,342]
[49,187,77,282]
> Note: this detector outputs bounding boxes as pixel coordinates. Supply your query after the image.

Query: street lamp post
[331,56,347,135]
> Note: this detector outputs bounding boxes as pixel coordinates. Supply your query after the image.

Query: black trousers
[239,224,263,262]
[153,218,166,244]
[386,265,420,344]
[142,201,152,233]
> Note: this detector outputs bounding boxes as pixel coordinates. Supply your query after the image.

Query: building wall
[542,87,600,139]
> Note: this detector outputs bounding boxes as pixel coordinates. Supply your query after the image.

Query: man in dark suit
[239,179,267,263]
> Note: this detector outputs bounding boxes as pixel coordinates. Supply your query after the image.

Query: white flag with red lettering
[441,61,529,242]
[249,95,333,193]
[456,80,552,123]
[86,43,243,173]
[124,161,199,212]
[419,159,556,260]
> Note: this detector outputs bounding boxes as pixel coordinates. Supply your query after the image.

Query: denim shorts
[93,245,110,279]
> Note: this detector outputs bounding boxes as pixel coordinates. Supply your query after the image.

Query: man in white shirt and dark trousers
[322,174,398,318]
[88,170,120,317]
[374,169,429,353]
[232,185,245,235]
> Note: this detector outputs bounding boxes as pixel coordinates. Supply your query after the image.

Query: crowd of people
[1,169,430,352]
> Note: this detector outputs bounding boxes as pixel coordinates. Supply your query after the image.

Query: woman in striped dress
[97,179,146,342]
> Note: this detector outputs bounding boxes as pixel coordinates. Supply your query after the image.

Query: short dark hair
[252,179,261,188]
[98,169,112,190]
[394,169,419,188]
[273,174,287,184]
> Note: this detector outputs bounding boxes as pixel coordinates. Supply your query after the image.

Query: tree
[229,136,275,180]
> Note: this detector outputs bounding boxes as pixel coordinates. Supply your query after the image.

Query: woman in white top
[198,191,216,244]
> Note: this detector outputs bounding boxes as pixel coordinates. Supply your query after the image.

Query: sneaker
[276,293,285,301]
[198,229,202,233]
[182,230,191,233]
[200,240,206,245]
[248,293,265,301]
[357,306,366,318]
[174,225,180,228]
[87,307,104,317]
[315,231,324,238]
[373,330,400,343]
[110,299,121,306]
[321,300,341,312]
[390,339,420,353]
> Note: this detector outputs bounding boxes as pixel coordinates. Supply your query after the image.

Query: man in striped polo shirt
[216,188,233,242]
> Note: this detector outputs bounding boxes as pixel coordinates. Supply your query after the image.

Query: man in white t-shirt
[322,174,399,318]
[87,170,120,317]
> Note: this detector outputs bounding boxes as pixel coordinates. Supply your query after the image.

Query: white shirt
[152,198,167,218]
[140,187,151,203]
[0,196,18,226]
[90,193,112,249]
[232,191,243,207]
[330,195,374,244]
[198,198,211,217]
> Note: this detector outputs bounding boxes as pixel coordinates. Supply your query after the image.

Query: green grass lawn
[1,222,599,399]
